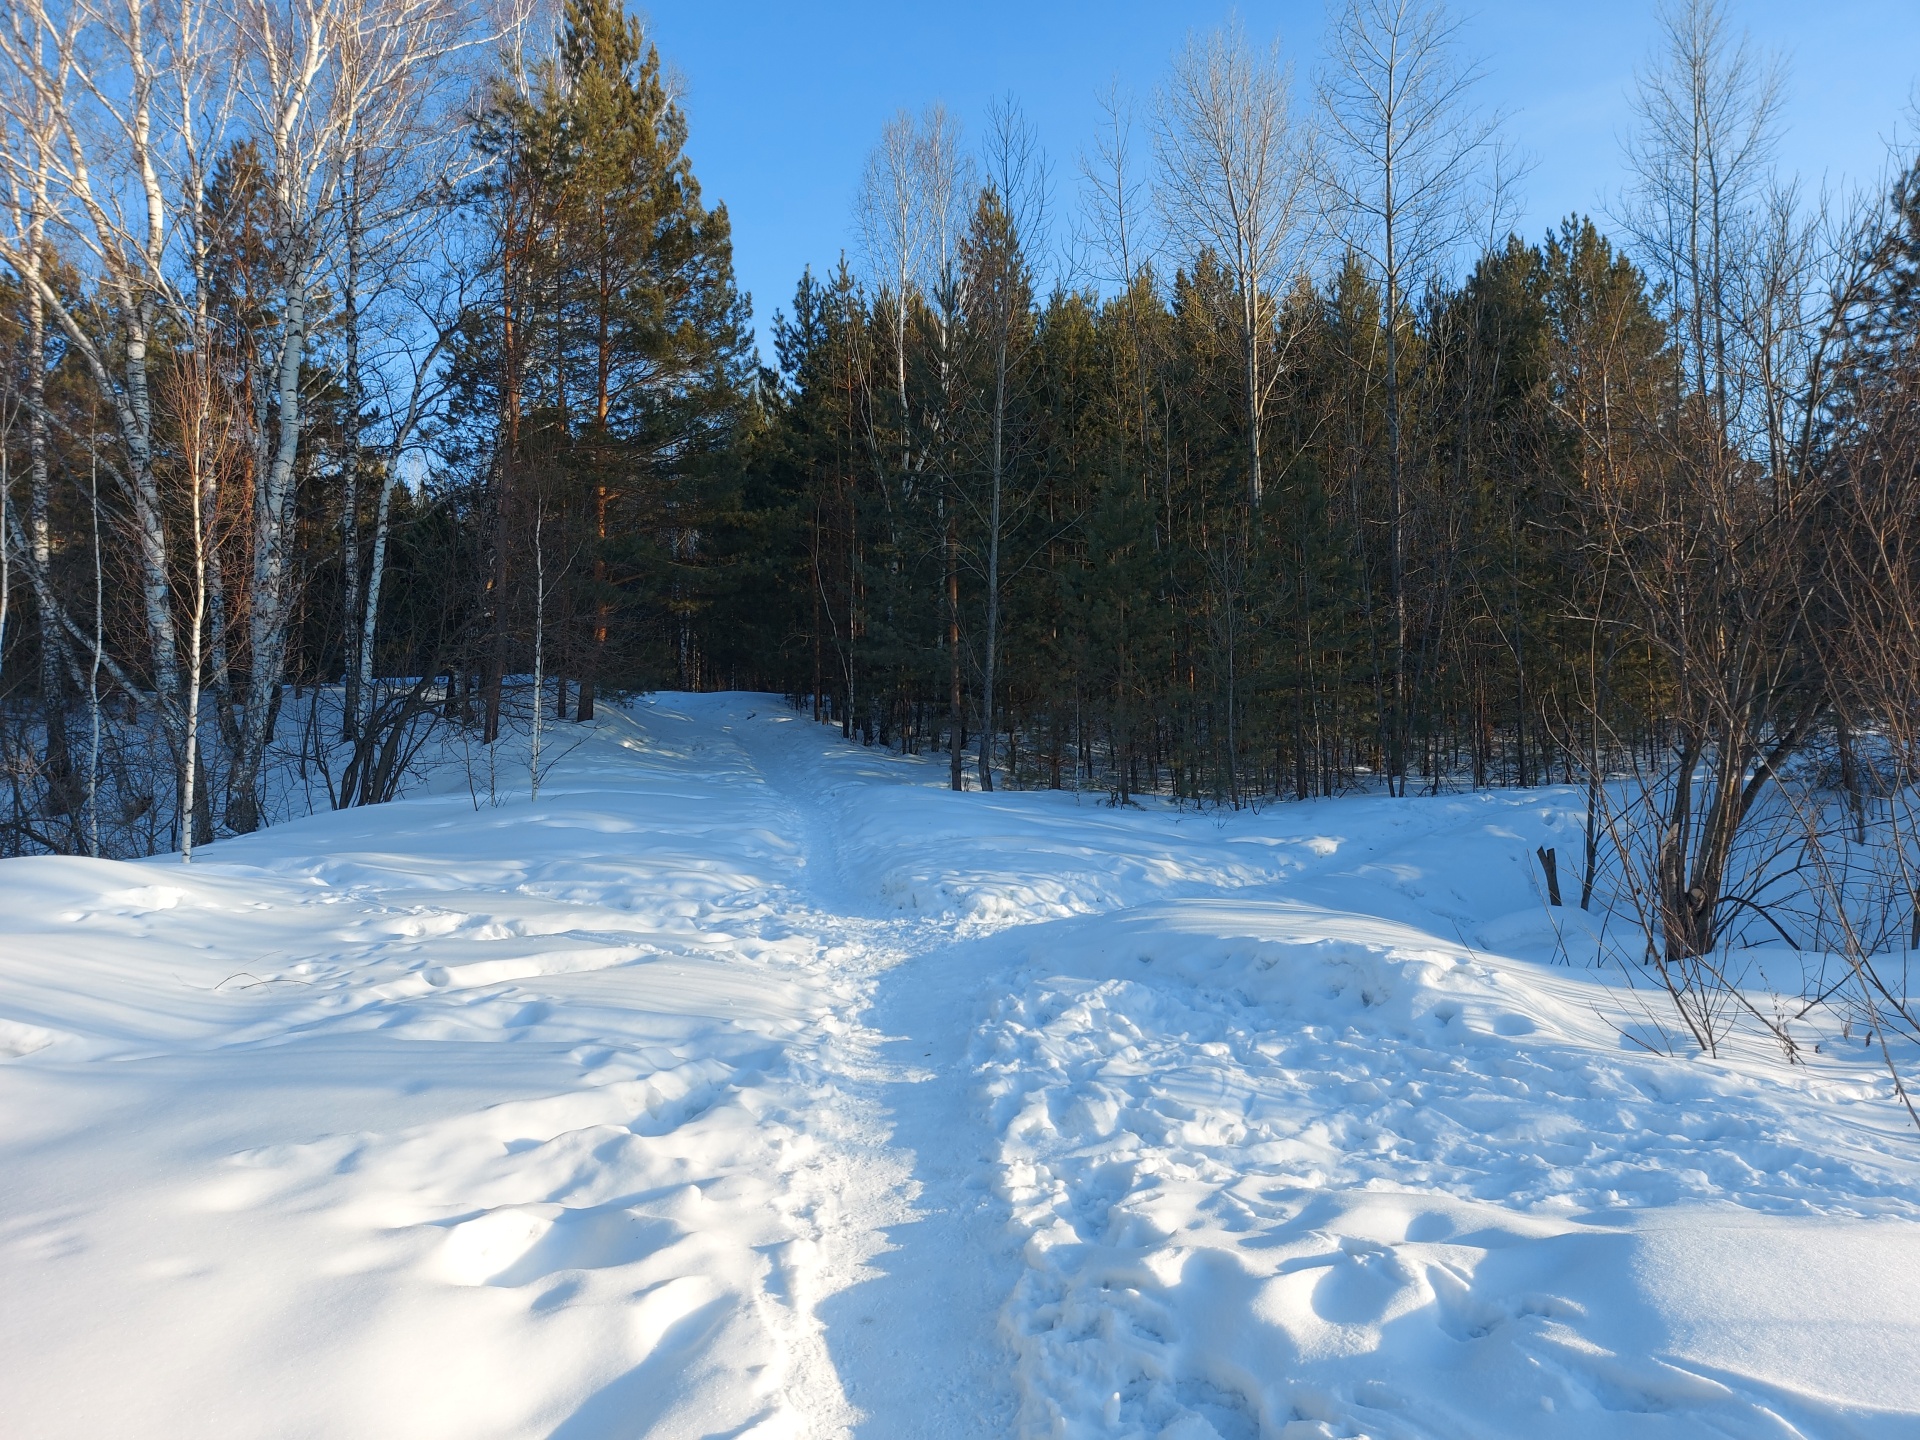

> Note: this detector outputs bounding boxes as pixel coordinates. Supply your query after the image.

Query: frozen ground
[1,693,1917,1439]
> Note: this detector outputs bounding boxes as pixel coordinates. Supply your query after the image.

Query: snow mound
[978,901,1920,1438]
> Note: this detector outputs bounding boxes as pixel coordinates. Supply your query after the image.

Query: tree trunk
[339,172,366,742]
[229,269,312,833]
[1385,243,1406,800]
[978,345,1005,793]
[357,469,398,736]
[949,512,963,791]
[24,256,73,828]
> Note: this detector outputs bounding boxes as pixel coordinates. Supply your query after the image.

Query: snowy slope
[0,694,1916,1439]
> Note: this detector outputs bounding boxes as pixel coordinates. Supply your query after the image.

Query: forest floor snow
[1,693,1917,1438]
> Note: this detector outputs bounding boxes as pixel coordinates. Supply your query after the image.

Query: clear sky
[641,1,1920,358]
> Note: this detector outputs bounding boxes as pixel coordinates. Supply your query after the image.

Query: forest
[4,0,1920,1005]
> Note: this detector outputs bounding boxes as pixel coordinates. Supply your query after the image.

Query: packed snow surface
[2,693,1918,1439]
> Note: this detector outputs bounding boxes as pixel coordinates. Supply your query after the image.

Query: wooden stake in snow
[1537,845,1562,906]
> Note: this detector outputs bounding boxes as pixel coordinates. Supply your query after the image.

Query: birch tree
[966,97,1046,791]
[0,7,72,801]
[0,0,235,837]
[330,0,473,748]
[858,109,926,472]
[221,0,343,830]
[1156,18,1314,510]
[856,103,971,785]
[1155,21,1317,799]
[1319,0,1501,795]
[219,0,471,827]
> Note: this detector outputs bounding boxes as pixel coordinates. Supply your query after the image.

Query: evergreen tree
[451,0,751,729]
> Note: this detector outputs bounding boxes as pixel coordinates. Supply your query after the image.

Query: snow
[1,692,1917,1438]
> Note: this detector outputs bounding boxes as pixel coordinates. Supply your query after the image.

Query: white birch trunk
[229,272,310,832]
[180,438,208,861]
[357,467,397,734]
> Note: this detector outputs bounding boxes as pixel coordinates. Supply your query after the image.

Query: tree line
[6,0,1920,1032]
[726,0,1920,997]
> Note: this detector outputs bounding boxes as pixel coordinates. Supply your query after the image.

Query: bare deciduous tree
[967,96,1047,792]
[1078,81,1153,292]
[0,0,239,842]
[328,0,482,760]
[1155,19,1316,799]
[1319,0,1502,795]
[858,109,925,469]
[1156,17,1315,510]
[856,103,973,786]
[1594,0,1863,983]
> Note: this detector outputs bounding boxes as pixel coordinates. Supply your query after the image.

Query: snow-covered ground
[1,693,1917,1439]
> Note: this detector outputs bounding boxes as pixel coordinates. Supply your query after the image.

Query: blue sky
[642,1,1919,358]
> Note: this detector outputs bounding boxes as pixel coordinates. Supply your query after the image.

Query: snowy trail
[2,694,1920,1438]
[812,938,1023,1437]
[725,711,1023,1436]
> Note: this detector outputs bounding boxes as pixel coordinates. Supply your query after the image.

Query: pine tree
[455,0,751,728]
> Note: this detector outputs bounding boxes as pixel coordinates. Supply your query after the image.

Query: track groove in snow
[1,693,1917,1438]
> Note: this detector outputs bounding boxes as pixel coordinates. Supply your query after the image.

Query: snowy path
[823,932,1033,1437]
[728,710,1022,1437]
[2,694,1919,1438]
